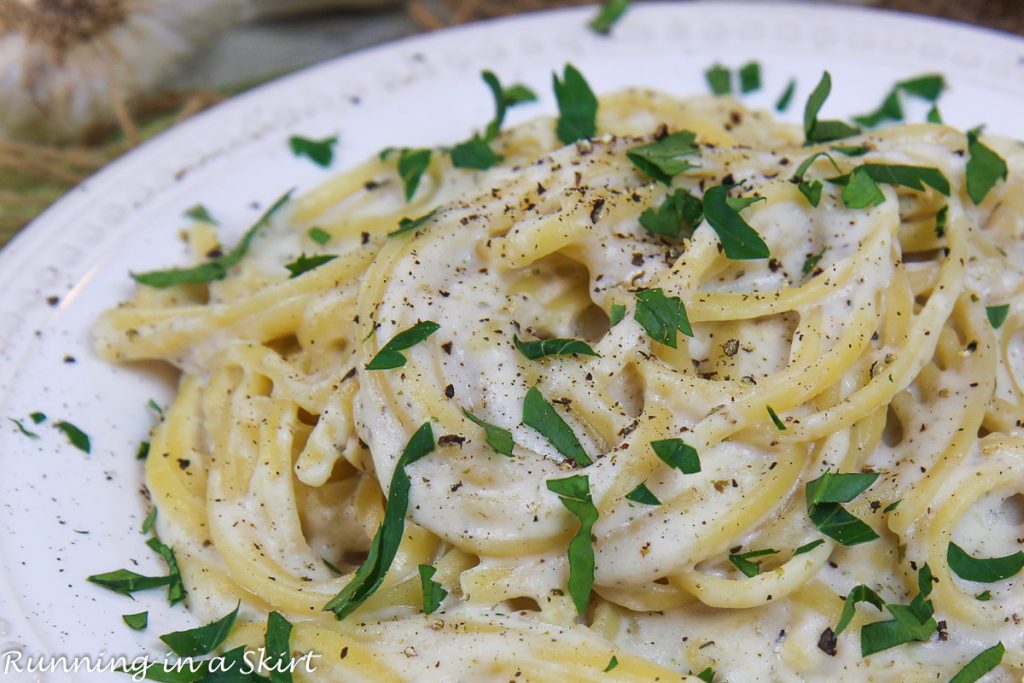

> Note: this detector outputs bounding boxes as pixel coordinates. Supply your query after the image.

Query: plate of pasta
[1,2,1023,681]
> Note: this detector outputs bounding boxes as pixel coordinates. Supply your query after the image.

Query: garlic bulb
[0,0,246,143]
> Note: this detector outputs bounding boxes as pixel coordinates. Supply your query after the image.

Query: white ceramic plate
[1,3,1022,680]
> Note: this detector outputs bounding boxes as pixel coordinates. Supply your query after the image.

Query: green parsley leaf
[832,145,869,156]
[702,185,770,259]
[553,64,598,144]
[794,151,842,180]
[146,536,186,605]
[697,667,716,683]
[56,420,90,453]
[397,148,432,201]
[9,418,39,439]
[766,405,786,430]
[86,569,173,596]
[639,188,704,238]
[546,474,599,614]
[950,643,1005,683]
[160,601,239,657]
[798,179,821,208]
[324,422,435,619]
[389,208,438,238]
[366,321,441,370]
[898,74,945,101]
[30,411,46,424]
[625,482,661,506]
[986,304,1010,329]
[134,190,293,288]
[842,167,886,208]
[926,105,943,124]
[147,399,164,419]
[589,0,630,35]
[514,335,599,360]
[975,590,992,601]
[482,71,537,141]
[855,564,938,657]
[805,471,880,546]
[122,611,148,631]
[739,62,761,94]
[857,164,950,196]
[634,288,693,348]
[626,131,699,185]
[609,303,626,327]
[853,90,903,128]
[523,387,591,466]
[882,499,902,513]
[308,227,331,245]
[934,205,948,238]
[184,204,217,224]
[775,79,796,112]
[462,409,515,457]
[650,438,701,474]
[265,611,294,683]
[966,130,1008,204]
[802,248,827,276]
[729,548,778,577]
[804,72,860,143]
[322,557,343,575]
[603,655,619,672]
[794,539,825,556]
[451,135,503,170]
[284,253,337,279]
[834,584,885,636]
[705,64,731,95]
[136,441,150,460]
[947,542,1024,583]
[418,564,448,615]
[289,135,337,167]
[141,506,157,535]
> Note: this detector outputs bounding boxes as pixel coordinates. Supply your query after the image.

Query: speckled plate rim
[0,3,1023,681]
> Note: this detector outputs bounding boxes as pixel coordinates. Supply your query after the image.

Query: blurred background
[1,0,1021,246]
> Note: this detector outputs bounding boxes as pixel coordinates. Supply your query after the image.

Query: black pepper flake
[722,339,739,357]
[590,198,605,224]
[206,248,223,259]
[361,232,370,245]
[631,253,645,266]
[341,367,357,382]
[441,342,453,355]
[438,434,465,447]
[937,620,948,641]
[340,647,349,659]
[46,296,59,306]
[817,627,837,656]
[444,384,455,399]
[364,180,380,191]
[176,458,191,470]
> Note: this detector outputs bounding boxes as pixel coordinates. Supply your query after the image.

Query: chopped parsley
[705,64,731,95]
[589,0,630,35]
[966,128,1008,204]
[122,611,148,631]
[418,564,448,615]
[365,320,440,370]
[553,64,598,144]
[834,584,885,636]
[265,611,294,683]
[975,590,992,601]
[775,79,796,112]
[859,564,938,656]
[324,422,436,619]
[634,288,693,348]
[308,226,331,245]
[513,335,599,360]
[183,204,217,224]
[136,441,150,460]
[141,506,157,535]
[56,420,90,453]
[625,482,661,506]
[397,148,433,201]
[603,655,619,672]
[926,105,943,124]
[639,188,703,238]
[9,418,39,439]
[523,387,591,466]
[802,248,827,276]
[803,71,860,144]
[30,411,46,423]
[626,131,699,185]
[451,135,503,170]
[609,303,626,327]
[284,253,337,278]
[739,62,761,94]
[482,70,537,141]
[702,186,770,259]
[133,190,293,287]
[696,667,716,683]
[947,542,1024,583]
[86,569,174,596]
[146,536,186,604]
[793,151,842,208]
[389,208,438,238]
[794,539,825,556]
[841,164,950,209]
[805,470,879,546]
[950,643,1005,683]
[853,74,945,129]
[729,548,778,577]
[546,474,598,614]
[650,438,701,474]
[986,304,1010,330]
[160,602,239,657]
[934,205,948,238]
[288,134,338,167]
[766,405,786,430]
[882,499,902,513]
[853,90,902,129]
[462,408,515,457]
